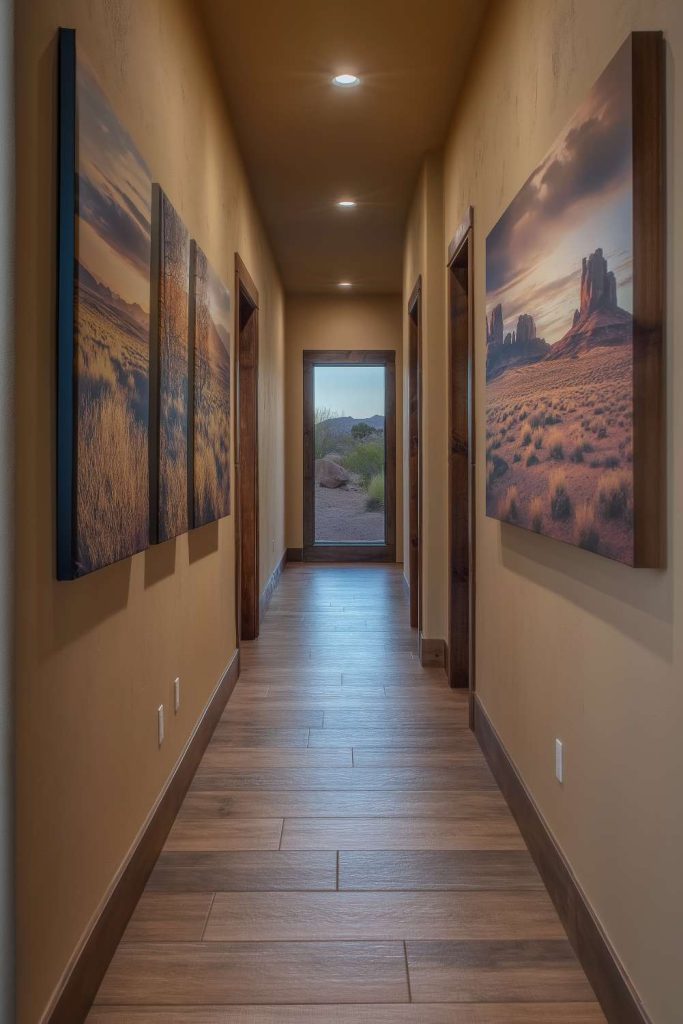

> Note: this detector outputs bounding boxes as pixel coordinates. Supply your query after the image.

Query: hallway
[88,564,604,1021]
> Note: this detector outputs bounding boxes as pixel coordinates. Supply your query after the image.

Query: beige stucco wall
[14,2,285,1021]
[402,154,448,641]
[405,1,683,1021]
[285,294,403,558]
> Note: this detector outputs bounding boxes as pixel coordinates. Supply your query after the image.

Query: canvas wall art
[57,29,152,577]
[485,33,664,567]
[189,243,232,528]
[150,185,190,543]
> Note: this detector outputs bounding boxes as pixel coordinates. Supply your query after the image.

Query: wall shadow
[188,521,219,562]
[144,539,177,587]
[499,522,674,662]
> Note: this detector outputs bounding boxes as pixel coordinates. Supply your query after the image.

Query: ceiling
[198,0,487,294]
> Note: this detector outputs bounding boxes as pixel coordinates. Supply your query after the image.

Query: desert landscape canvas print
[71,44,152,575]
[150,186,190,543]
[486,39,636,565]
[190,244,231,528]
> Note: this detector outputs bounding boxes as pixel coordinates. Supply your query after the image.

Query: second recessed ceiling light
[332,73,360,87]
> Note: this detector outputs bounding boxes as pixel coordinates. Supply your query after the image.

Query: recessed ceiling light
[332,73,360,87]
[337,200,357,208]
[338,281,352,288]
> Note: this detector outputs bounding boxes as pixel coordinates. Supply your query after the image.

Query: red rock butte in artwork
[485,38,636,565]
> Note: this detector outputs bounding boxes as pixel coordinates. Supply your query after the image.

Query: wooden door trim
[408,276,422,631]
[303,349,396,563]
[234,253,259,642]
[446,206,475,711]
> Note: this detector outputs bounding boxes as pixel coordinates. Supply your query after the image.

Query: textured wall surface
[405,1,683,1020]
[0,0,14,1019]
[14,2,284,1020]
[285,294,403,556]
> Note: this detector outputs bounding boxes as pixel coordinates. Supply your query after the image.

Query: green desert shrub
[342,439,384,485]
[365,472,385,511]
[526,453,539,467]
[549,470,572,520]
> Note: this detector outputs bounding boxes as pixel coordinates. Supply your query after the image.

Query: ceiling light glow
[338,281,352,288]
[337,200,357,208]
[332,73,360,87]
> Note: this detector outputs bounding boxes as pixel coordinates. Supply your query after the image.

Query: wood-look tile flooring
[89,564,605,1022]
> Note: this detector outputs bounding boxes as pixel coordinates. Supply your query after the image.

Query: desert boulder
[316,457,350,489]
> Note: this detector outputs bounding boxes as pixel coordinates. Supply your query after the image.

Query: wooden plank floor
[89,564,605,1022]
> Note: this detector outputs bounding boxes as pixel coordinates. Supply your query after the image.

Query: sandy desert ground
[486,345,634,563]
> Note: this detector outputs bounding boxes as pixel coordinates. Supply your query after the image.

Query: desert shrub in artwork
[529,496,544,533]
[77,391,148,571]
[597,470,632,521]
[575,501,600,552]
[549,471,572,521]
[499,486,520,523]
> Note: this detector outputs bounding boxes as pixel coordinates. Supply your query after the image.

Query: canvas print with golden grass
[485,40,635,565]
[151,186,190,542]
[190,245,231,527]
[74,49,151,574]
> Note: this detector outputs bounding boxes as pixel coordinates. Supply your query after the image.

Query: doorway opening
[303,350,396,562]
[235,253,259,641]
[447,211,475,711]
[408,277,422,631]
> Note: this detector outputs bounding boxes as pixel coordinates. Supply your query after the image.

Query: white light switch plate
[158,704,165,747]
[174,677,181,714]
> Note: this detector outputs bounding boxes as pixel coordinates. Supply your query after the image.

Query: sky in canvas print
[75,49,151,574]
[485,39,635,564]
[192,245,231,528]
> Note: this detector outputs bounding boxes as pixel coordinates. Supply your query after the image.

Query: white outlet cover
[158,704,165,746]
[555,738,564,783]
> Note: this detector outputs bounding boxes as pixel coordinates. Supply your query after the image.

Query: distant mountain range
[319,414,384,437]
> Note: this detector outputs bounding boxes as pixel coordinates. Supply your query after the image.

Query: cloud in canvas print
[486,40,634,564]
[190,245,231,528]
[75,50,151,574]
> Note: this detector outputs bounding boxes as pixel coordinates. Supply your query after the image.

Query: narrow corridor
[88,565,605,1020]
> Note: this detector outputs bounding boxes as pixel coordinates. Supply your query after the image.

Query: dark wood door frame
[447,208,475,712]
[234,253,259,642]
[303,350,396,562]
[408,277,423,631]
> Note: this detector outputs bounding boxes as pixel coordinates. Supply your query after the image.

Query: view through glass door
[303,351,396,561]
[314,364,386,544]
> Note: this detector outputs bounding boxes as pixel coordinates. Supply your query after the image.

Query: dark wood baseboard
[259,549,287,623]
[419,632,447,672]
[45,649,240,1024]
[473,696,651,1024]
[286,547,303,562]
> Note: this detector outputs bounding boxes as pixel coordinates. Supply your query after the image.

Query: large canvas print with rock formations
[486,39,637,565]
